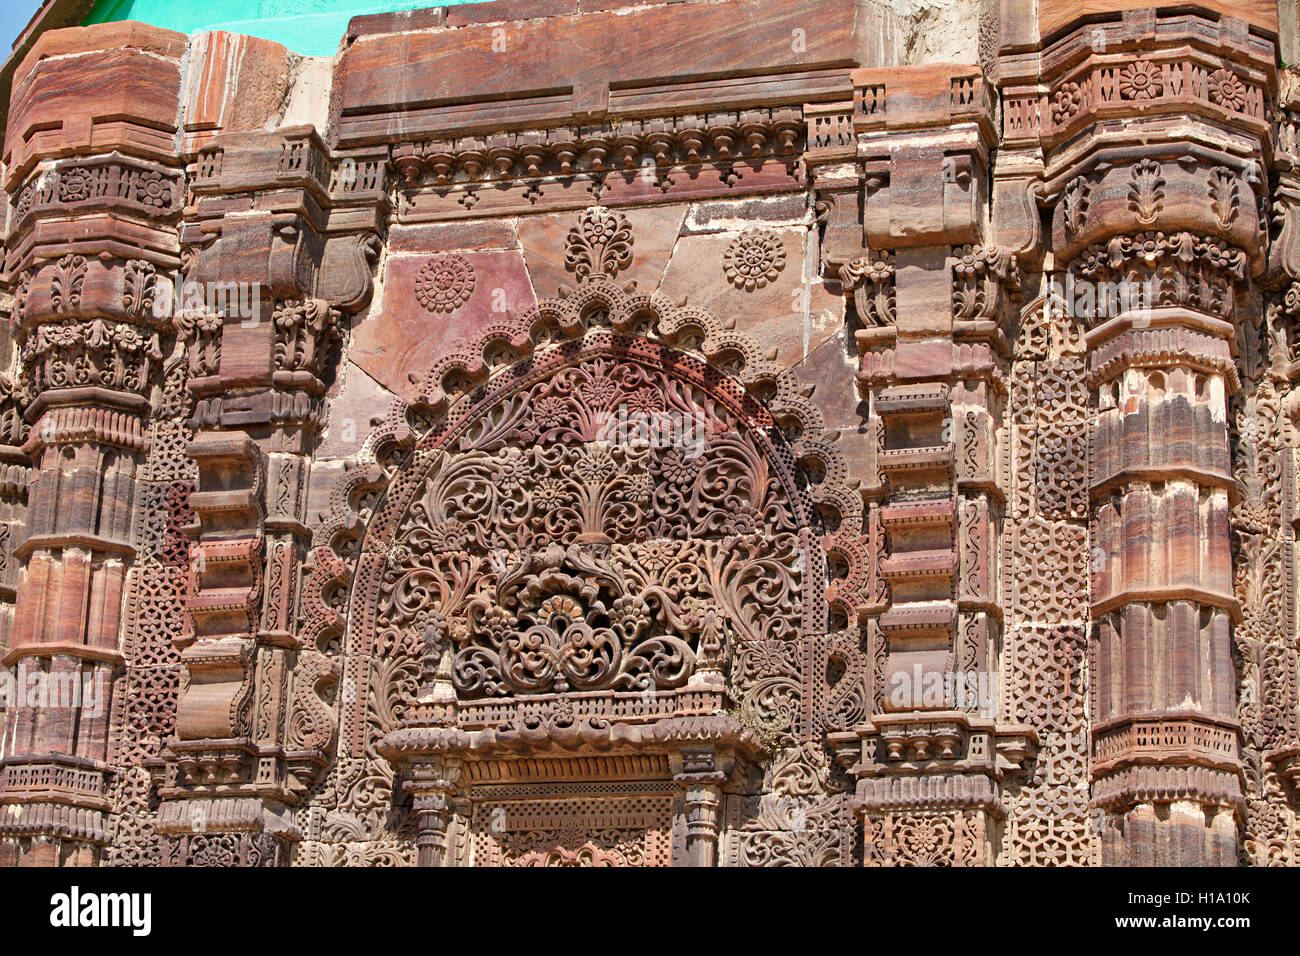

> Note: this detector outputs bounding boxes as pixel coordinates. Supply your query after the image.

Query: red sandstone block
[881,499,957,526]
[6,45,182,188]
[333,0,857,142]
[893,340,953,381]
[14,20,186,71]
[579,0,692,11]
[183,32,291,145]
[1038,0,1276,40]
[447,0,578,25]
[852,63,974,128]
[388,220,519,254]
[344,6,448,44]
[879,549,958,576]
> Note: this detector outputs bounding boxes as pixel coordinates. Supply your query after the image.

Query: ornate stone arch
[301,208,872,866]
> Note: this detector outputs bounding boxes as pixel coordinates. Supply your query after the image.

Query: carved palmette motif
[839,252,896,327]
[0,374,28,447]
[951,244,1022,324]
[173,309,222,377]
[1069,231,1247,323]
[272,299,341,376]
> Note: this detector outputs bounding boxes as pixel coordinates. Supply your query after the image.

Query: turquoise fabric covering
[83,0,482,56]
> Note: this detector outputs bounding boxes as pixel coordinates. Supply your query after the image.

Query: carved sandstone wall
[0,0,1297,866]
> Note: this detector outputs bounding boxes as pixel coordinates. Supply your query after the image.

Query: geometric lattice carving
[1004,626,1087,734]
[1010,518,1089,622]
[1035,423,1088,519]
[469,793,673,866]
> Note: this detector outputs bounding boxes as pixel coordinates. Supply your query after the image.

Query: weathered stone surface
[1038,0,1278,37]
[388,220,520,255]
[316,360,395,461]
[5,30,185,189]
[333,0,859,144]
[659,227,841,367]
[181,32,293,154]
[351,249,538,399]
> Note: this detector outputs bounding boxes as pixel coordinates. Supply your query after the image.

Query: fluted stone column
[0,23,188,864]
[1029,10,1280,864]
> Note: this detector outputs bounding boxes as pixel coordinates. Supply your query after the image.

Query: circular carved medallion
[723,228,786,291]
[415,254,476,313]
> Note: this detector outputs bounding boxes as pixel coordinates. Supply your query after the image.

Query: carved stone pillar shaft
[1085,306,1244,863]
[0,17,191,864]
[0,290,168,863]
[818,65,1038,866]
[407,762,460,868]
[1020,5,1284,866]
[676,772,725,867]
[161,122,378,863]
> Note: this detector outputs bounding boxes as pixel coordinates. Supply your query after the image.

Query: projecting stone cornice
[333,0,860,147]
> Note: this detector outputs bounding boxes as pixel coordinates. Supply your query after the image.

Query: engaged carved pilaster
[811,65,1038,864]
[159,125,382,863]
[0,92,185,861]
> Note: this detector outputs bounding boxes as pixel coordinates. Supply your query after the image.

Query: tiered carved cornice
[389,109,807,220]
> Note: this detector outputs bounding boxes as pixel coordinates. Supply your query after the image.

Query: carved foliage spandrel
[368,352,808,717]
[725,743,855,866]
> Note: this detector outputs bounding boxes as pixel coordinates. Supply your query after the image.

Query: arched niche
[302,208,871,865]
